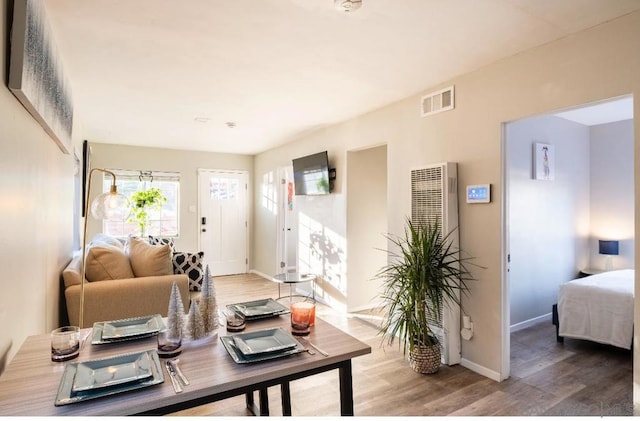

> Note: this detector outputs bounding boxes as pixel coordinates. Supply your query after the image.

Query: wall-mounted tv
[292,151,330,195]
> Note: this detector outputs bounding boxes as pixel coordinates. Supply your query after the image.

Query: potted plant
[377,218,478,374]
[128,187,167,236]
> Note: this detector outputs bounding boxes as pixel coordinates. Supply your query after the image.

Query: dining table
[0,313,371,416]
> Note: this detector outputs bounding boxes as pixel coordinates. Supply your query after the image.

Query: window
[101,170,180,238]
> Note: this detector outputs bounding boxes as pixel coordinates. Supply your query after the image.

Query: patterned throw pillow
[148,235,175,251]
[173,251,205,291]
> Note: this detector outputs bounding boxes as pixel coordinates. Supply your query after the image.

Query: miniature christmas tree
[185,300,205,340]
[167,281,185,338]
[198,264,220,335]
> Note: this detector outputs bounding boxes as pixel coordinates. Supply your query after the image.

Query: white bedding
[558,269,634,349]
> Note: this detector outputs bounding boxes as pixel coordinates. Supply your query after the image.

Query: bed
[552,269,634,350]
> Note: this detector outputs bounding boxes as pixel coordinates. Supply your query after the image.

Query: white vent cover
[411,162,461,366]
[421,85,455,117]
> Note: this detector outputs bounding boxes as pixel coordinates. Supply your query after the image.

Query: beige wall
[0,0,77,370]
[254,11,640,382]
[87,143,254,260]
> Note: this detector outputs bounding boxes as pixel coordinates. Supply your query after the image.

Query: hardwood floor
[171,273,632,416]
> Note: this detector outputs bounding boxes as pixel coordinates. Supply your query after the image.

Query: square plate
[91,315,165,345]
[231,298,289,320]
[231,328,298,356]
[72,351,153,392]
[54,349,164,406]
[220,328,305,364]
[101,314,164,339]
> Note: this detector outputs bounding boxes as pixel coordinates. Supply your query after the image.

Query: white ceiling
[44,0,640,155]
[554,96,634,126]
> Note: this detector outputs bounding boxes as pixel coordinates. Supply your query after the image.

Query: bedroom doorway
[502,95,635,379]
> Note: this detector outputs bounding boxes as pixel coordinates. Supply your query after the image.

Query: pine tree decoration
[185,300,205,340]
[198,264,220,335]
[167,281,185,338]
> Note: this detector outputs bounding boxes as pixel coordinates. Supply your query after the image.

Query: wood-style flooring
[171,273,632,416]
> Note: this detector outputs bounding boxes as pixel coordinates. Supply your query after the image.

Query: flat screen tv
[292,151,330,195]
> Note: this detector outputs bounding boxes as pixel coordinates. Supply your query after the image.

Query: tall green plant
[377,218,478,355]
[128,187,167,236]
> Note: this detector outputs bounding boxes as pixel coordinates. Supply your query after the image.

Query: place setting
[220,297,326,364]
[51,313,172,406]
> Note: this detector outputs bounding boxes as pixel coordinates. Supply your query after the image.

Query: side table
[271,273,316,302]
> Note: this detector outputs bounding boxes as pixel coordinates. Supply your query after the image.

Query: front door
[198,169,248,276]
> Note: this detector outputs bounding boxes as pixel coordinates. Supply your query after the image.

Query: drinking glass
[290,302,315,336]
[51,326,80,362]
[224,305,246,332]
[157,329,182,358]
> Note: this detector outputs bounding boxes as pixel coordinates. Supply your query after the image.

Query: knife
[165,361,183,393]
[169,359,190,386]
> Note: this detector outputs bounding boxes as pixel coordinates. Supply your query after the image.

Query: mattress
[558,269,634,349]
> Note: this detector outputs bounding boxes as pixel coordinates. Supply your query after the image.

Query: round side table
[271,273,316,302]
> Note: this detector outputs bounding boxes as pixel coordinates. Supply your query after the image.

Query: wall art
[9,0,73,154]
[533,142,554,180]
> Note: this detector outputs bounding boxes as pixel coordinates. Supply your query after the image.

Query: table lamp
[80,168,131,327]
[598,240,619,271]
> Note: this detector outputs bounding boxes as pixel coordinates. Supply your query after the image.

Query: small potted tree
[128,187,167,236]
[377,218,478,374]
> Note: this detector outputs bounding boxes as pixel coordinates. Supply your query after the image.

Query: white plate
[231,299,289,319]
[231,328,298,355]
[54,350,164,406]
[101,314,164,339]
[71,351,153,392]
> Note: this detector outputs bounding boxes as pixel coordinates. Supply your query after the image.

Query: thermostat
[466,184,490,203]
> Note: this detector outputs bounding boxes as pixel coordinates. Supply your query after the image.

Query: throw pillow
[173,251,205,291]
[148,235,175,251]
[85,243,135,282]
[128,236,173,277]
[90,233,125,250]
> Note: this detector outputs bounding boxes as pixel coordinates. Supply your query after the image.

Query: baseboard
[460,358,501,382]
[248,269,270,280]
[510,312,551,333]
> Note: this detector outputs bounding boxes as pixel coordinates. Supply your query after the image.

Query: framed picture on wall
[533,142,554,180]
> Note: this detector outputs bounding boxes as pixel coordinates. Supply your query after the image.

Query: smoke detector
[334,0,362,12]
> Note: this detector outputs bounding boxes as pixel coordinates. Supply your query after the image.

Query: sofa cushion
[148,235,175,251]
[128,236,173,277]
[173,251,205,291]
[85,243,135,282]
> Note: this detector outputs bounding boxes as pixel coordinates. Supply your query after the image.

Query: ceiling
[43,0,640,155]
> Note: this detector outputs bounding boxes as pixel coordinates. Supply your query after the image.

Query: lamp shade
[90,186,131,220]
[598,240,619,256]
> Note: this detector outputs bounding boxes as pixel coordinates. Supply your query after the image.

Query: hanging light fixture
[334,0,362,13]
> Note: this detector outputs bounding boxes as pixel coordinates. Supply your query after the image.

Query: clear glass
[290,302,315,336]
[157,329,182,358]
[224,305,246,332]
[51,326,80,362]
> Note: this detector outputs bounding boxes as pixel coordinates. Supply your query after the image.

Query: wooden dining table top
[0,314,371,416]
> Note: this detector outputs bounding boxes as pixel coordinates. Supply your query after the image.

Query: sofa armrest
[65,275,190,328]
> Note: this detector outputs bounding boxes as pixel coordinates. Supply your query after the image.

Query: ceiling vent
[334,0,362,12]
[421,85,455,117]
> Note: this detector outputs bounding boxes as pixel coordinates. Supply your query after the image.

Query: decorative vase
[408,341,441,374]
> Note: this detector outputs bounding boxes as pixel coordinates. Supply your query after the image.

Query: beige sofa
[63,235,190,328]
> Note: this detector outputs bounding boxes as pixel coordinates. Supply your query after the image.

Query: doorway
[276,166,297,274]
[198,169,249,276]
[502,95,635,379]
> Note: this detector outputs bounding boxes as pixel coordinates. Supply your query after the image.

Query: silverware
[299,337,329,357]
[165,361,183,393]
[169,359,190,386]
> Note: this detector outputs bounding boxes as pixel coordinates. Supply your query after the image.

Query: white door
[198,170,248,276]
[276,166,297,273]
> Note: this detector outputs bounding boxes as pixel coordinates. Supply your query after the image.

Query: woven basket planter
[408,342,441,374]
